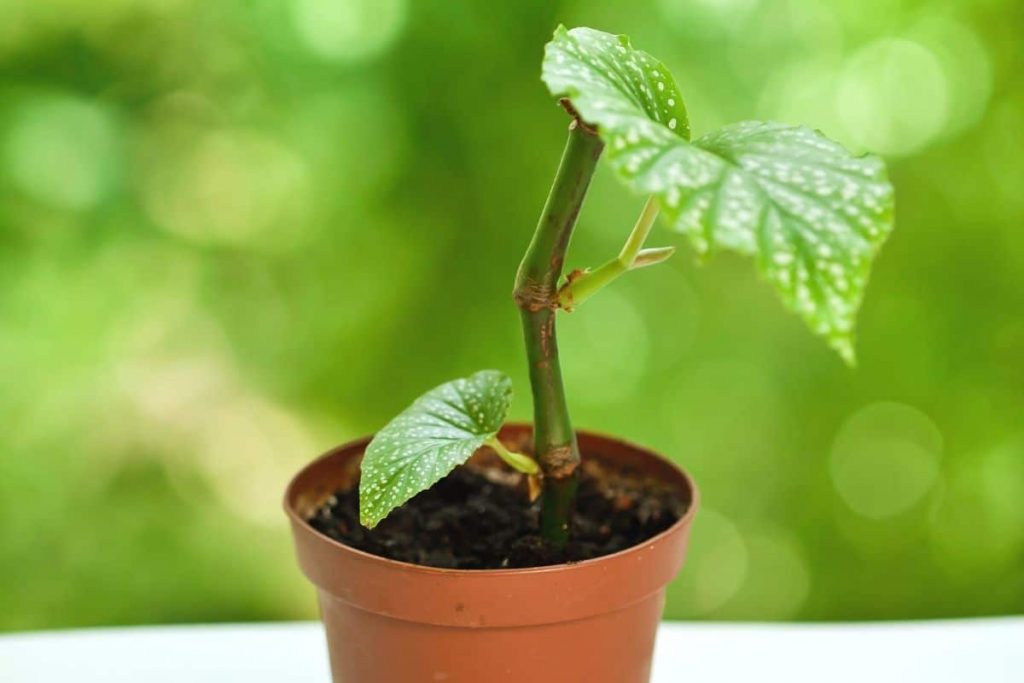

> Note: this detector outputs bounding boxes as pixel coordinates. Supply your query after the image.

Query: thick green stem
[513,119,603,547]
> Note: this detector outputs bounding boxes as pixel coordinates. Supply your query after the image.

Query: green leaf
[359,370,513,528]
[542,27,895,362]
[543,25,690,142]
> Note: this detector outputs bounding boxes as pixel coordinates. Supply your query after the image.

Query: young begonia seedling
[358,26,894,544]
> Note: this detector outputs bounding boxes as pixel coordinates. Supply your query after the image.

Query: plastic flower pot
[284,423,698,683]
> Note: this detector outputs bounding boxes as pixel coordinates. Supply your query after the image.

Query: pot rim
[283,423,699,578]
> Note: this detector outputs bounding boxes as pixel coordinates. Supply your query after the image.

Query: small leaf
[359,370,512,528]
[632,245,676,268]
[542,27,895,362]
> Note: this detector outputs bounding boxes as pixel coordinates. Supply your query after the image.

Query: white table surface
[1,619,1021,682]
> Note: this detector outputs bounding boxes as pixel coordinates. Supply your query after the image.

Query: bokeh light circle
[836,39,949,156]
[139,123,310,250]
[655,0,759,34]
[290,0,407,63]
[198,395,319,527]
[830,402,943,519]
[3,93,119,210]
[561,287,651,407]
[721,530,811,619]
[689,508,748,615]
[908,17,992,138]
[929,436,1024,577]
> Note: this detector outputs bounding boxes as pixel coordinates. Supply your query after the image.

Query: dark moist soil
[307,457,688,569]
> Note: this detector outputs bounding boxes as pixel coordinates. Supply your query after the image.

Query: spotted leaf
[359,370,512,528]
[542,26,894,362]
[543,25,690,142]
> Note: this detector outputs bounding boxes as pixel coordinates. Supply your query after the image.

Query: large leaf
[359,370,513,528]
[542,26,894,362]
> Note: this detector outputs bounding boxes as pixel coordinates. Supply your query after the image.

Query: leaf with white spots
[542,27,895,362]
[359,370,513,528]
[543,25,690,143]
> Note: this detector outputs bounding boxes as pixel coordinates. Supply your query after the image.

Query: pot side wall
[285,424,699,683]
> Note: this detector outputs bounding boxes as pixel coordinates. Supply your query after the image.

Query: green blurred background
[1,0,1022,631]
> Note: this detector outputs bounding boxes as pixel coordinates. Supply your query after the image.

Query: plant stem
[620,196,661,263]
[513,117,604,547]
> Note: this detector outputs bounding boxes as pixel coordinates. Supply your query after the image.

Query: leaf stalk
[486,437,540,475]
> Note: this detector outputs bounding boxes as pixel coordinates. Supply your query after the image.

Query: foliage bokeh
[1,0,1022,630]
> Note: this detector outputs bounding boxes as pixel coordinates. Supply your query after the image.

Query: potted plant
[285,26,894,682]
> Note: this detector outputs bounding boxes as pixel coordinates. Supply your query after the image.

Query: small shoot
[359,370,536,528]
[557,196,676,310]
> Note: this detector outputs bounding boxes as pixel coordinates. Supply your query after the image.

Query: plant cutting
[285,25,894,683]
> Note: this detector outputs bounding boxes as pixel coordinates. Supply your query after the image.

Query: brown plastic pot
[284,423,699,683]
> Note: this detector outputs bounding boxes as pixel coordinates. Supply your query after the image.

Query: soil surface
[307,456,688,569]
